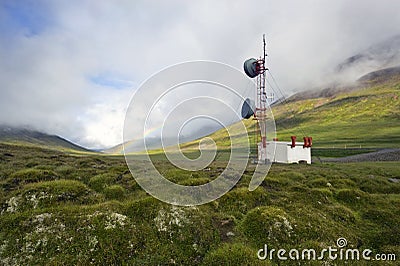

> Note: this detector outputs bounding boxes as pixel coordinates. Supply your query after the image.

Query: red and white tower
[243,35,270,163]
[242,35,312,164]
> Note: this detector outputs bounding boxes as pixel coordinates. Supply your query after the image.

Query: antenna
[242,34,271,163]
[263,34,266,60]
[242,35,313,165]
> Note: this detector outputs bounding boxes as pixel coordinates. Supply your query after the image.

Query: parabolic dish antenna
[243,58,258,78]
[241,98,255,119]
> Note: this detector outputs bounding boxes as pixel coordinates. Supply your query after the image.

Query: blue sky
[1,1,52,36]
[1,0,399,149]
[89,73,135,90]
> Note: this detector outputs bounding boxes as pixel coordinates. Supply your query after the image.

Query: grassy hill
[273,70,400,148]
[0,126,91,153]
[180,67,400,152]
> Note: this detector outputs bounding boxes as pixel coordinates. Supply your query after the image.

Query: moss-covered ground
[0,143,399,265]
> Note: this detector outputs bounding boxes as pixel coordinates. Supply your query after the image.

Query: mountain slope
[358,65,400,84]
[336,34,400,78]
[273,69,400,147]
[0,126,90,152]
[182,67,400,149]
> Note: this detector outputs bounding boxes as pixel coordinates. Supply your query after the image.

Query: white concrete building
[258,137,312,164]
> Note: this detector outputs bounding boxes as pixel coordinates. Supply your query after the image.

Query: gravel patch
[321,149,400,163]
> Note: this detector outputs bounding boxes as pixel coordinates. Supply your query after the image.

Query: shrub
[124,203,219,265]
[125,197,163,221]
[25,179,89,196]
[279,171,306,181]
[288,184,309,192]
[1,180,96,213]
[55,165,76,177]
[359,178,400,194]
[0,208,137,266]
[261,176,292,191]
[202,243,265,265]
[326,205,356,223]
[329,178,356,189]
[162,168,193,183]
[104,185,125,200]
[365,227,400,248]
[240,206,295,247]
[362,209,395,227]
[217,187,269,216]
[178,177,211,186]
[335,189,367,205]
[306,177,329,188]
[88,173,115,192]
[308,188,333,204]
[10,169,58,185]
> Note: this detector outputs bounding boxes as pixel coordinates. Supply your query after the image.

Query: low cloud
[1,0,399,148]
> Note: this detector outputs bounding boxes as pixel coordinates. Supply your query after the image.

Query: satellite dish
[241,98,255,119]
[243,58,258,78]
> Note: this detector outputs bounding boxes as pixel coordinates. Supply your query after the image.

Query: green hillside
[181,70,400,151]
[274,75,400,148]
[0,126,92,153]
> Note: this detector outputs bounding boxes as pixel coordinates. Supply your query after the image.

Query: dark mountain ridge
[0,126,90,152]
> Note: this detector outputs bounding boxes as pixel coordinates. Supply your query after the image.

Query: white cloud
[0,0,399,148]
[79,88,131,149]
